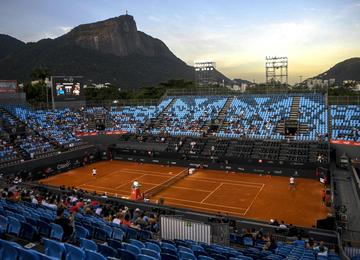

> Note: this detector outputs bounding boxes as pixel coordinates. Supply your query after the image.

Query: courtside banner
[75,130,128,137]
[330,140,360,146]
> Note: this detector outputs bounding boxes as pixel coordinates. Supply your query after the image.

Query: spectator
[54,207,74,241]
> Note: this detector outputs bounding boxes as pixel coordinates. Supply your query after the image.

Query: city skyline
[0,0,359,84]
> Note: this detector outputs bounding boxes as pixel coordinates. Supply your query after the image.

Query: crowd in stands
[0,176,343,260]
[331,105,360,142]
[9,106,84,148]
[0,138,19,164]
[0,94,359,166]
[152,96,227,137]
[218,95,292,140]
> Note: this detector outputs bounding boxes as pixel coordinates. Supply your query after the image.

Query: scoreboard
[51,76,84,102]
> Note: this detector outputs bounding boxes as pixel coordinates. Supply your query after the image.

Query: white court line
[159,196,247,210]
[201,183,224,203]
[123,168,182,175]
[78,184,129,194]
[162,200,246,216]
[244,183,265,215]
[187,175,264,187]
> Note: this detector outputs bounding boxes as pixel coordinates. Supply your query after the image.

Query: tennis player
[289,176,295,190]
[92,167,97,178]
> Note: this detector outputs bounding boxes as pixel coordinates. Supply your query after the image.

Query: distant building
[306,78,336,89]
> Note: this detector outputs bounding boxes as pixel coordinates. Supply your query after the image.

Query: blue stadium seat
[137,254,158,260]
[7,216,21,236]
[129,238,145,249]
[17,247,39,260]
[43,238,66,259]
[75,225,90,241]
[111,227,124,241]
[117,249,137,260]
[0,239,21,260]
[145,242,161,253]
[64,243,86,260]
[123,242,141,255]
[49,223,64,241]
[141,248,161,259]
[80,238,98,251]
[20,221,38,241]
[97,244,117,258]
[0,215,8,231]
[178,251,197,260]
[38,220,51,237]
[84,249,106,260]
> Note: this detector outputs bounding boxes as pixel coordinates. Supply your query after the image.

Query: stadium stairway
[150,97,177,128]
[215,96,234,133]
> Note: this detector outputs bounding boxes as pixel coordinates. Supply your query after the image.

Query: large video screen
[52,76,84,102]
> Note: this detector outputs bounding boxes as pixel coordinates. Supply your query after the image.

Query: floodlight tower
[265,56,288,86]
[194,60,217,87]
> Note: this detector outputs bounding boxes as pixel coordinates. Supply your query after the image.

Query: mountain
[0,34,25,60]
[313,57,360,83]
[0,15,198,89]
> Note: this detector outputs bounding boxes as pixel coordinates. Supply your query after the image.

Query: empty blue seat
[137,254,158,260]
[97,244,117,258]
[80,238,98,251]
[142,248,161,259]
[7,216,21,236]
[75,225,90,241]
[198,256,215,260]
[117,249,137,260]
[0,215,8,231]
[162,242,177,252]
[123,242,141,255]
[161,252,179,260]
[127,227,138,239]
[145,242,161,253]
[129,238,145,249]
[108,239,123,250]
[178,246,193,254]
[20,222,38,241]
[178,251,197,260]
[0,239,21,260]
[49,223,64,241]
[111,227,124,241]
[37,220,51,237]
[85,250,106,260]
[17,247,39,260]
[94,226,111,241]
[65,243,86,260]
[43,238,65,259]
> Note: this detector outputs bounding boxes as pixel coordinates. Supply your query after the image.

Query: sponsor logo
[57,161,71,170]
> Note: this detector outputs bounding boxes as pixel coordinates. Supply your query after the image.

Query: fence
[328,96,360,105]
[165,87,325,97]
[160,215,212,244]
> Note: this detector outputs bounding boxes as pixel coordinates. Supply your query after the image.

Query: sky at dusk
[1,0,359,83]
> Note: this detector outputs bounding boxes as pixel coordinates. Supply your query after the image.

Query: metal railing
[328,96,360,105]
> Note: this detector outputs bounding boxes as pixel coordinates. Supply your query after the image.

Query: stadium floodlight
[265,56,288,85]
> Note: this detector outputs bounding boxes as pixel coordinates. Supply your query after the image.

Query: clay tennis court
[39,160,329,227]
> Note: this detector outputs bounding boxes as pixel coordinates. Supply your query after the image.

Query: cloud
[58,26,73,34]
[148,16,161,22]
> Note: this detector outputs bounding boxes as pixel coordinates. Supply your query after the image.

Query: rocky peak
[63,15,174,59]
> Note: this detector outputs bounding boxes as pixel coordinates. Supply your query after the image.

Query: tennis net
[144,169,189,197]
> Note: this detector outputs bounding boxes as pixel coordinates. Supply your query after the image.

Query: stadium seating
[218,94,292,140]
[331,105,360,142]
[152,96,227,137]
